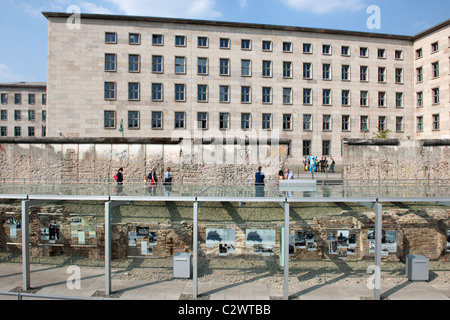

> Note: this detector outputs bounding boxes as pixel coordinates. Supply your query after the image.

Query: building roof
[0,82,47,89]
[42,11,419,41]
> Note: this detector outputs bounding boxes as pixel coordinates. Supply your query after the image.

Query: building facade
[24,13,449,165]
[0,82,47,138]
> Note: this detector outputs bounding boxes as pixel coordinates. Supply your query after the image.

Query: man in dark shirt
[255,166,265,186]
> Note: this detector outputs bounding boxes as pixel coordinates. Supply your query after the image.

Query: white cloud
[280,0,366,14]
[79,2,114,14]
[0,64,32,82]
[106,0,222,19]
[238,0,249,8]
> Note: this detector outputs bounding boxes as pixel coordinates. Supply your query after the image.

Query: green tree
[372,129,391,139]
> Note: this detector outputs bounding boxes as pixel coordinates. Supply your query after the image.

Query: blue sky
[0,0,448,83]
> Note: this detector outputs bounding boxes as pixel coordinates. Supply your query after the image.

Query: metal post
[283,201,289,300]
[105,201,112,295]
[374,203,382,300]
[193,202,198,299]
[21,200,30,290]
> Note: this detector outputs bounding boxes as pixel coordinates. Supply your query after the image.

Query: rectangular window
[262,60,272,77]
[175,56,186,74]
[197,112,208,129]
[360,91,368,106]
[262,87,272,103]
[341,46,350,56]
[283,88,292,104]
[417,67,423,82]
[432,62,439,78]
[360,116,369,132]
[219,85,230,102]
[220,38,230,49]
[152,111,163,129]
[42,94,46,105]
[395,68,403,83]
[378,92,386,107]
[395,50,403,59]
[417,116,423,131]
[378,67,386,82]
[283,61,292,78]
[129,33,141,45]
[283,42,292,53]
[322,89,331,105]
[341,65,350,80]
[0,126,6,136]
[28,94,35,105]
[303,43,312,53]
[303,63,312,79]
[219,113,229,130]
[241,113,251,130]
[241,39,251,50]
[431,42,439,53]
[396,117,403,132]
[322,44,331,55]
[198,36,208,48]
[378,116,386,131]
[175,112,185,129]
[105,32,116,44]
[1,110,7,120]
[303,88,312,105]
[303,140,311,156]
[28,110,35,121]
[104,82,116,100]
[14,126,20,137]
[14,110,21,120]
[241,86,251,103]
[262,113,272,130]
[152,34,163,45]
[220,58,230,76]
[432,114,440,130]
[432,88,440,104]
[175,35,186,47]
[396,92,403,108]
[322,64,331,80]
[377,48,386,58]
[283,114,292,130]
[342,90,350,106]
[104,111,116,128]
[152,55,163,73]
[241,60,251,76]
[128,82,140,101]
[152,83,163,101]
[175,84,185,102]
[417,92,423,107]
[342,115,350,131]
[105,54,116,71]
[198,57,208,75]
[360,47,368,57]
[1,93,7,104]
[15,93,21,104]
[322,140,331,156]
[42,110,46,121]
[303,114,312,130]
[262,40,272,51]
[360,66,368,81]
[416,48,423,59]
[129,54,140,72]
[128,111,139,129]
[322,115,331,131]
[197,85,208,102]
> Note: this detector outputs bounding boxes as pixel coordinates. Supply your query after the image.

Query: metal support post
[193,201,199,299]
[283,201,290,300]
[21,200,30,291]
[374,203,382,300]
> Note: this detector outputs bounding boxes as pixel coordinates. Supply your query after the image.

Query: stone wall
[343,139,450,180]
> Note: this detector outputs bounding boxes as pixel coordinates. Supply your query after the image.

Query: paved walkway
[0,264,448,300]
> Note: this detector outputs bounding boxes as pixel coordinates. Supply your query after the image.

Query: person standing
[276,170,285,185]
[149,167,158,186]
[303,157,308,171]
[255,166,265,186]
[285,168,294,180]
[329,158,335,173]
[116,167,124,185]
[164,167,173,185]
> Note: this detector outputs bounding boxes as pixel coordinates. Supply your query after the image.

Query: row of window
[0,93,46,105]
[416,62,442,81]
[415,40,443,59]
[105,82,444,108]
[0,125,46,137]
[104,110,413,133]
[0,110,46,121]
[104,53,407,82]
[104,31,406,59]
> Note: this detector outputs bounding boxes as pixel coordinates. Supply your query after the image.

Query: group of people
[255,167,295,186]
[303,157,335,173]
[114,167,174,186]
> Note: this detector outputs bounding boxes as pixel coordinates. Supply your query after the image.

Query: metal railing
[0,291,117,300]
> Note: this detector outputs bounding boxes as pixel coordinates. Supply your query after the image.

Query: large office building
[2,12,449,165]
